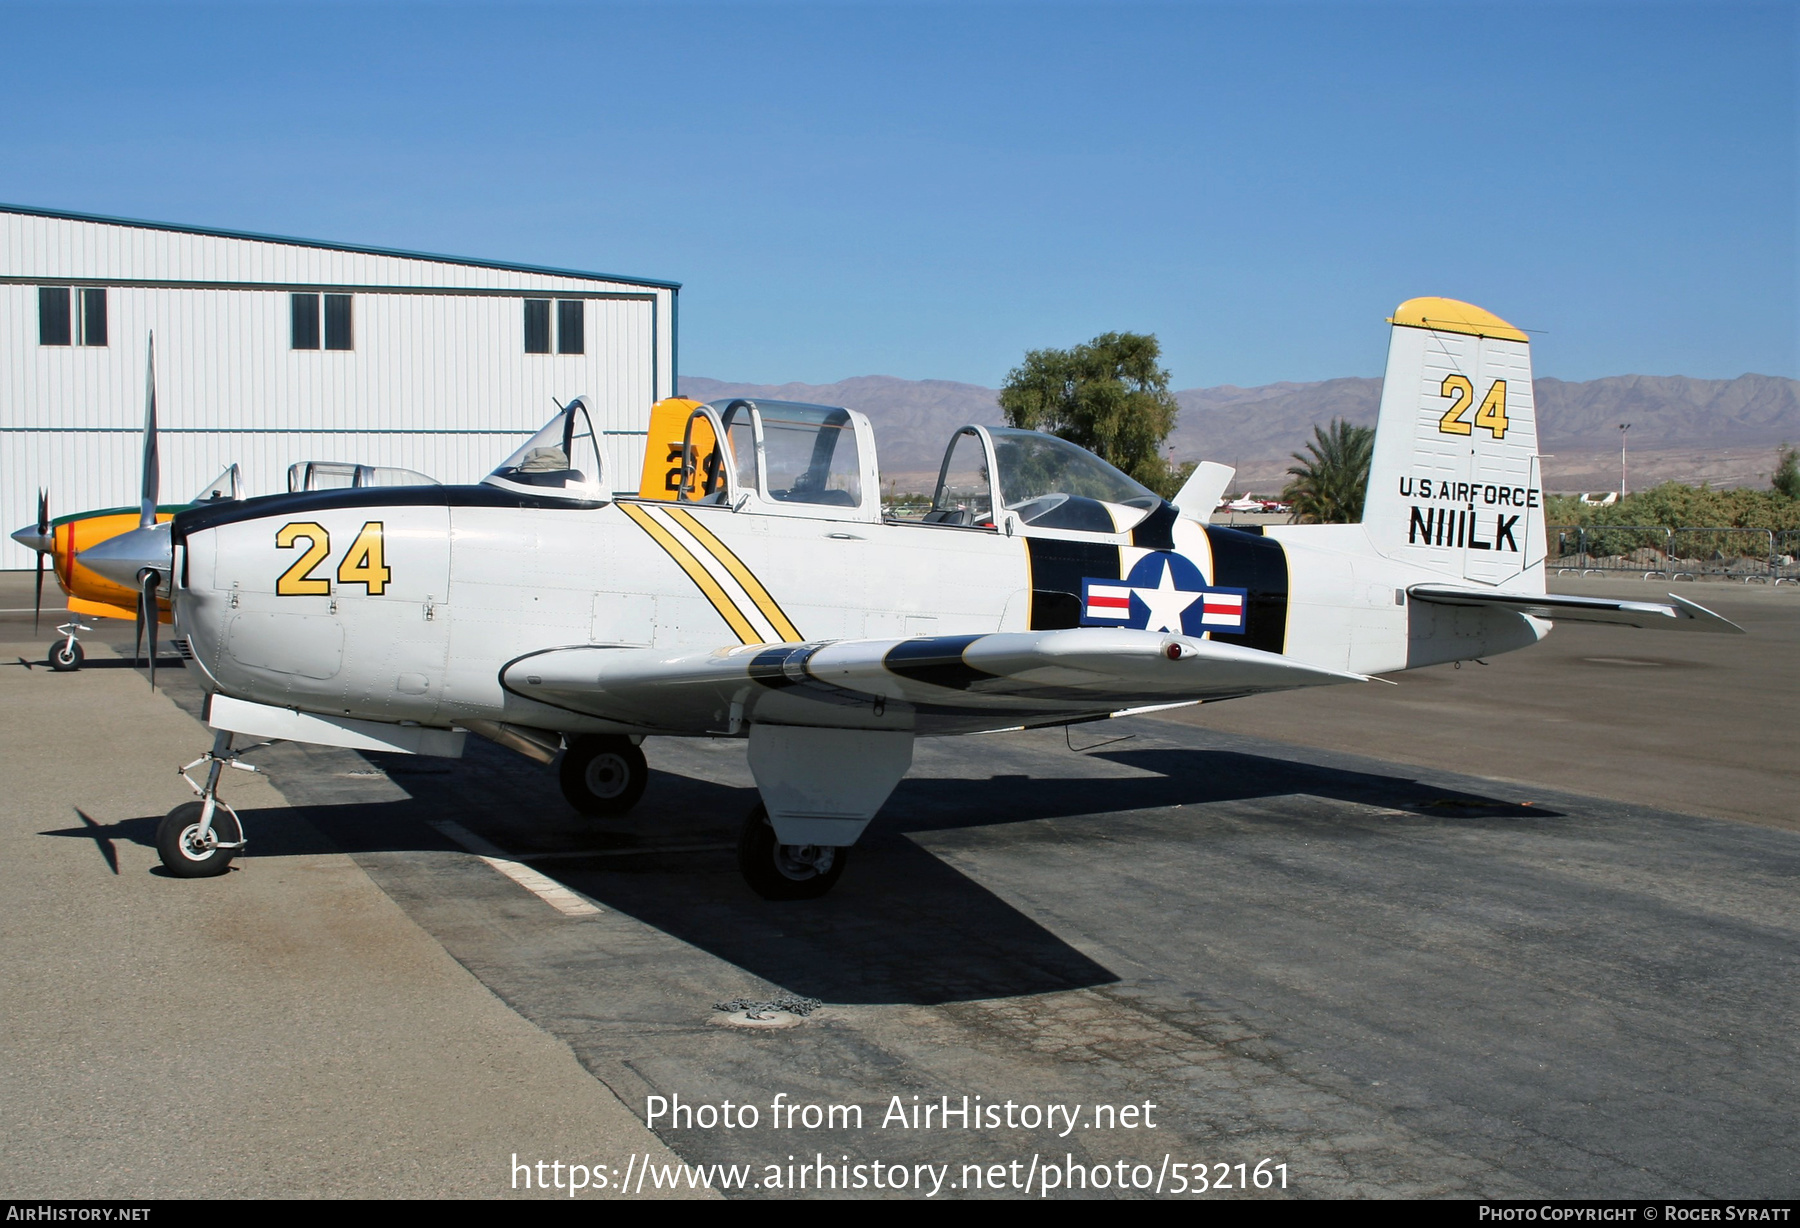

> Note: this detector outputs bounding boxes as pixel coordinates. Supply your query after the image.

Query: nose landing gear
[47,619,91,671]
[158,730,261,877]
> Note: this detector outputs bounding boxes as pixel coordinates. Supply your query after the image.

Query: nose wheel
[737,804,848,900]
[157,730,260,877]
[47,620,91,671]
[157,800,244,877]
[558,735,649,816]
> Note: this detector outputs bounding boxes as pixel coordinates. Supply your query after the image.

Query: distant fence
[1548,525,1800,583]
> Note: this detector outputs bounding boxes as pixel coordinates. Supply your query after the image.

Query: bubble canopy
[484,398,607,502]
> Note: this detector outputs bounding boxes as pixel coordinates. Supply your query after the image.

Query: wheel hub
[774,842,835,880]
[584,753,629,799]
[178,823,217,861]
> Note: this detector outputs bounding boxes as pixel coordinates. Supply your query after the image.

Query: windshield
[484,400,607,502]
[990,429,1155,508]
[191,464,241,503]
[929,428,994,524]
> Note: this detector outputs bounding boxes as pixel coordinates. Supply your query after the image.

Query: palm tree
[1282,419,1375,523]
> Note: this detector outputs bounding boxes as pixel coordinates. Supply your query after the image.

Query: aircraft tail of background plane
[1361,298,1546,594]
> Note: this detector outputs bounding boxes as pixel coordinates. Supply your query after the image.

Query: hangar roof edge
[0,202,682,292]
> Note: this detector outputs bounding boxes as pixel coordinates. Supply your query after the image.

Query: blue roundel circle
[1125,551,1216,637]
[1124,550,1207,590]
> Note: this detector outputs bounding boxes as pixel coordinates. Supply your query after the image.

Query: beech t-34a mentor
[83,297,1741,897]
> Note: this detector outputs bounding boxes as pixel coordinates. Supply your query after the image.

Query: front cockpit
[664,398,880,522]
[485,398,608,503]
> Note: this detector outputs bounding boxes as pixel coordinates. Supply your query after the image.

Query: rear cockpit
[921,425,1160,535]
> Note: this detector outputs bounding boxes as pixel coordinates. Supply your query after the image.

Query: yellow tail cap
[1388,297,1527,343]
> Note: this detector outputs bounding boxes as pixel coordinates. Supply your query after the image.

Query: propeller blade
[140,333,160,531]
[33,490,47,634]
[134,574,147,670]
[143,571,160,691]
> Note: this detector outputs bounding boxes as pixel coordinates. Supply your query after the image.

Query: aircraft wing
[503,627,1372,736]
[1408,586,1745,634]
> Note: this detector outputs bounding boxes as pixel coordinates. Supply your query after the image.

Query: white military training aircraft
[83,298,1741,898]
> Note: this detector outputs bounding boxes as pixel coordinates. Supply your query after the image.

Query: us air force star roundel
[1079,552,1249,636]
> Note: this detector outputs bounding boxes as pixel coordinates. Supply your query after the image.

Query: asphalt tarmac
[2,573,1795,1199]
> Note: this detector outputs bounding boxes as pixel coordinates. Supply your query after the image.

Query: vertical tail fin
[1362,298,1545,593]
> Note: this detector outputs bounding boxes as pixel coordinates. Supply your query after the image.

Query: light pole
[1619,423,1631,497]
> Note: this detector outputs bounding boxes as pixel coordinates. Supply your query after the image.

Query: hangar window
[524,299,551,353]
[323,294,353,350]
[39,288,106,347]
[291,293,354,351]
[39,288,70,346]
[557,299,584,354]
[524,298,585,355]
[291,294,320,349]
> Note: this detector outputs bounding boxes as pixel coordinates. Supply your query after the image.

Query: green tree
[1283,419,1375,523]
[1773,444,1800,500]
[998,332,1182,495]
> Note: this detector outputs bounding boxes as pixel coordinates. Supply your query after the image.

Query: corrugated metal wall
[1,209,675,568]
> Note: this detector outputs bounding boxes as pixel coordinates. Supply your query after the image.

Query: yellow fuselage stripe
[617,502,762,645]
[663,506,804,642]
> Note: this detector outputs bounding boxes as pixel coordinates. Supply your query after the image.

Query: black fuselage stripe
[1130,501,1179,550]
[1202,526,1289,655]
[1025,538,1120,630]
[173,483,605,543]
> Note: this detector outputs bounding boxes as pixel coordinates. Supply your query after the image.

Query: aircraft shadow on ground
[883,745,1563,835]
[38,737,1559,1006]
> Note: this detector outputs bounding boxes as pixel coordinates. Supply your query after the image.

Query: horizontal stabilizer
[503,628,1372,736]
[1172,461,1235,523]
[1408,586,1745,634]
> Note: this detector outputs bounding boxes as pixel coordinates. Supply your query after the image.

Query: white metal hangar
[1,203,679,569]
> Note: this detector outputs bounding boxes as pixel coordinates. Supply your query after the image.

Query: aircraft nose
[77,523,174,588]
[11,525,52,555]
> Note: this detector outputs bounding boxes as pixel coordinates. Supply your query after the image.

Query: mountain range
[681,373,1800,494]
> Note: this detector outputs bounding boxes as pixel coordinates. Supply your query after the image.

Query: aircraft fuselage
[170,484,1545,739]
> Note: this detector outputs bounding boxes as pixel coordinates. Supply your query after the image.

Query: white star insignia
[1134,559,1199,633]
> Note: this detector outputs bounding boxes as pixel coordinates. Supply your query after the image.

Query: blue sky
[3,1,1794,388]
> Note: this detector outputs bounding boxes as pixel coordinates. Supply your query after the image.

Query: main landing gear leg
[47,618,91,671]
[737,804,848,901]
[157,729,259,878]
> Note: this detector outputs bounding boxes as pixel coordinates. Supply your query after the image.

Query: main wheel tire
[48,639,84,671]
[737,804,847,900]
[156,801,242,878]
[558,735,649,816]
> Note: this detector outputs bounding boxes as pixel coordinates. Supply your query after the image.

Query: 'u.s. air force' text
[1400,477,1540,553]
